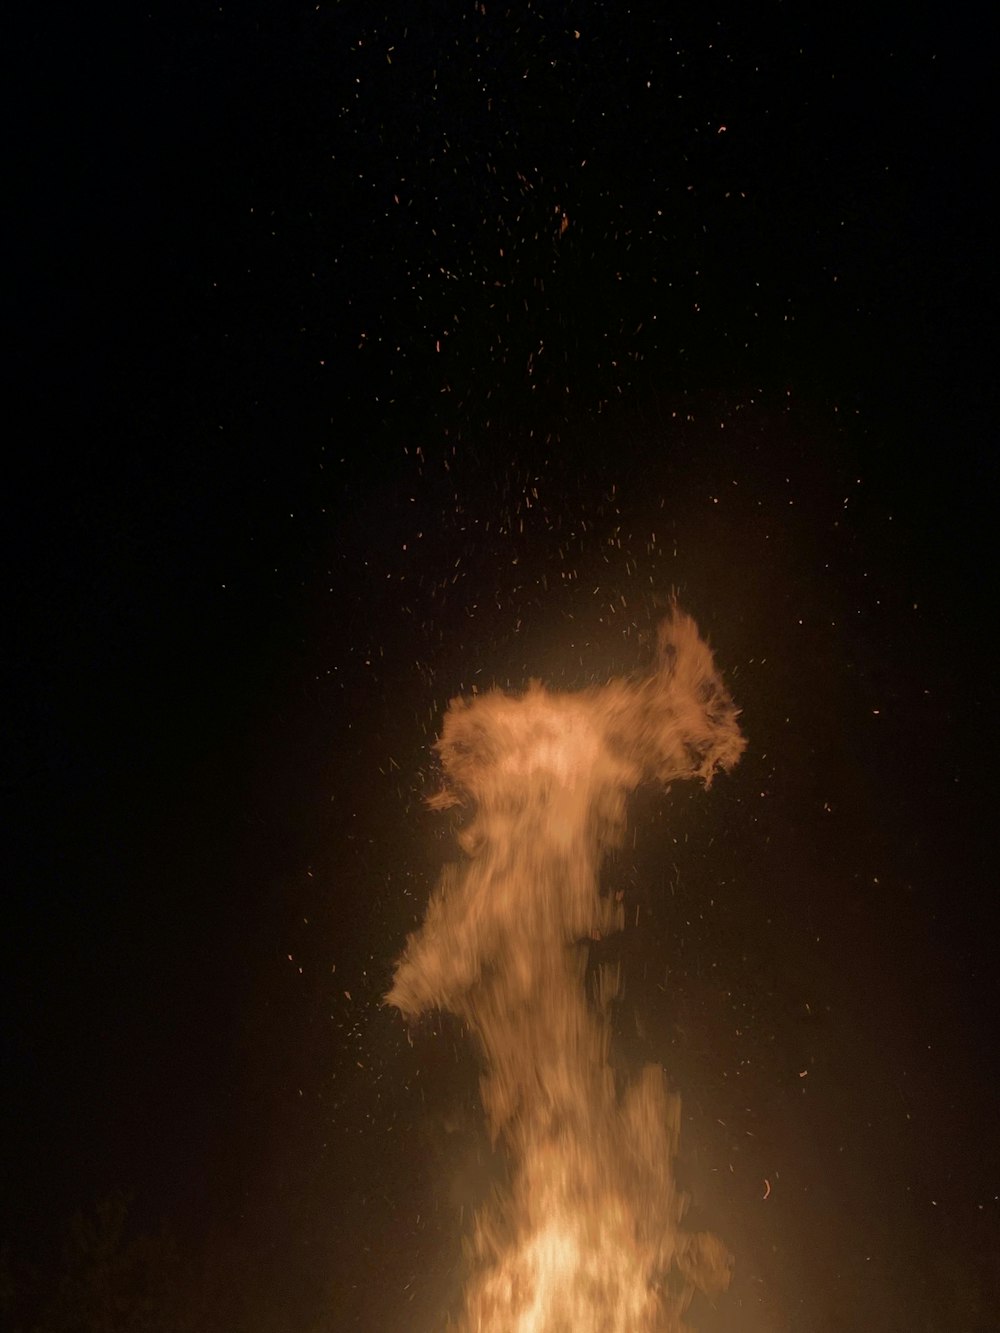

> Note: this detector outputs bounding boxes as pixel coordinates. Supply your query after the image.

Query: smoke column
[389,606,746,1331]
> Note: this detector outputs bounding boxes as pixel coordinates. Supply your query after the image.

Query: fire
[389,606,745,1331]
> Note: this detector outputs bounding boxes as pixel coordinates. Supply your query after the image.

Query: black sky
[5,3,998,1330]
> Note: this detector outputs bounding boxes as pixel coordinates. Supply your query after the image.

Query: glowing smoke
[389,605,746,1332]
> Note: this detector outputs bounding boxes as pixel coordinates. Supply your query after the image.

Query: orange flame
[389,607,745,1331]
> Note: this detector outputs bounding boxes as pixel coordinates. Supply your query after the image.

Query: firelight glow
[389,605,746,1331]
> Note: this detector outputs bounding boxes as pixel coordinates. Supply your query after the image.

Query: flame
[389,606,745,1331]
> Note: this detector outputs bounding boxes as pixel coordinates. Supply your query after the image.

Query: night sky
[6,3,998,1330]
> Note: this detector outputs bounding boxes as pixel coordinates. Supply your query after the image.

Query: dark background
[5,2,997,1329]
